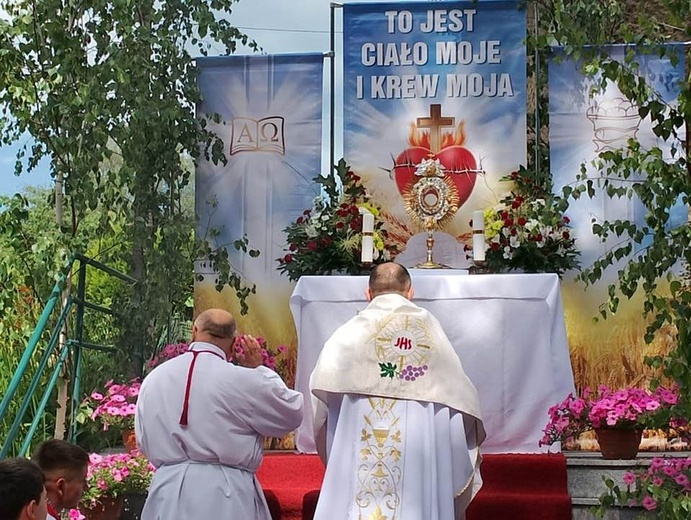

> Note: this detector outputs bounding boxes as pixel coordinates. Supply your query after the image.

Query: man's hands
[233,335,263,369]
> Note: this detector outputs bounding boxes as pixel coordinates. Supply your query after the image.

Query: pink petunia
[641,496,657,511]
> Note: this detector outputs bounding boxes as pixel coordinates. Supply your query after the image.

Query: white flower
[503,246,513,259]
[312,195,327,209]
[509,235,521,249]
[525,219,541,232]
[305,225,318,238]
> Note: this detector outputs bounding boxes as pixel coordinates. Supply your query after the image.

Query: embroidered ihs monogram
[374,314,432,382]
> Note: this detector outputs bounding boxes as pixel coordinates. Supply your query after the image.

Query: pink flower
[641,496,657,510]
[623,472,636,485]
[674,473,689,487]
[68,510,85,520]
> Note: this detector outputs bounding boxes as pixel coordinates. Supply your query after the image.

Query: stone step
[565,450,689,519]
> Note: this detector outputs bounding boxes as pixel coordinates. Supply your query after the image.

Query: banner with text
[549,44,686,393]
[195,53,324,355]
[343,0,526,263]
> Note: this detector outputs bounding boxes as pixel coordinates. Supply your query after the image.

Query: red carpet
[257,453,324,520]
[257,452,572,520]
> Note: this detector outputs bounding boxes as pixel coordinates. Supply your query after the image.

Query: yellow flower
[373,232,385,251]
[357,202,379,218]
[484,207,504,240]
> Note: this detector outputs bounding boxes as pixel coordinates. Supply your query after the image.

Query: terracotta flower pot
[122,429,137,452]
[82,496,125,520]
[594,428,643,460]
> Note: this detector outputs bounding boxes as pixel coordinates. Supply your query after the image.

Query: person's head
[0,457,47,520]
[366,262,413,301]
[32,440,89,511]
[191,308,237,357]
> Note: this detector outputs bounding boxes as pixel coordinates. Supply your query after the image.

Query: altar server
[32,439,89,520]
[136,308,303,520]
[310,262,485,520]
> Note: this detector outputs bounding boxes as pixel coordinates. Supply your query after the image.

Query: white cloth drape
[293,273,575,454]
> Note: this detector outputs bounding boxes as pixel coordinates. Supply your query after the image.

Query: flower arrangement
[78,379,141,431]
[79,451,155,510]
[277,159,397,280]
[146,342,190,371]
[539,385,682,448]
[480,167,580,276]
[597,456,691,519]
[145,338,292,385]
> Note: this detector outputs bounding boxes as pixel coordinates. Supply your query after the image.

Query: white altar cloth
[290,272,575,454]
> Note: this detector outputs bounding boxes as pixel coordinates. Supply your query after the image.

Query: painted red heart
[393,145,478,208]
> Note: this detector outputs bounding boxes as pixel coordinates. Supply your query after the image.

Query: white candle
[361,211,374,263]
[472,210,486,262]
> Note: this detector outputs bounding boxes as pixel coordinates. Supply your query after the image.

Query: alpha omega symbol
[230,116,286,155]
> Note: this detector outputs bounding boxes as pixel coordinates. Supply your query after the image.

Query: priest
[310,262,485,520]
[136,308,303,520]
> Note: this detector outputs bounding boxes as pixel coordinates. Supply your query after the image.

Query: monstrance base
[413,260,451,269]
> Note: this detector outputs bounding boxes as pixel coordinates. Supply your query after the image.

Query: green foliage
[196,195,259,315]
[0,0,258,377]
[534,0,691,421]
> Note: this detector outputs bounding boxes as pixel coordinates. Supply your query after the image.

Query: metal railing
[0,254,136,457]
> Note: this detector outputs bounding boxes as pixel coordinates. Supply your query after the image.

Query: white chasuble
[310,294,485,520]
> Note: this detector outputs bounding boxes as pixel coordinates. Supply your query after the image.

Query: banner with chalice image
[549,45,687,426]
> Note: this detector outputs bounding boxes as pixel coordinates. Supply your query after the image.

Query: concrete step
[565,450,690,519]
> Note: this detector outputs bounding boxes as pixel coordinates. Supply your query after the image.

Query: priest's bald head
[192,309,236,355]
[366,262,414,300]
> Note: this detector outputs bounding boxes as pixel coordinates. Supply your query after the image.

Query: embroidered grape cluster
[399,364,428,381]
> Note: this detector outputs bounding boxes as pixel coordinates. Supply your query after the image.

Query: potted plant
[78,379,142,450]
[78,451,155,520]
[596,456,691,519]
[540,385,683,458]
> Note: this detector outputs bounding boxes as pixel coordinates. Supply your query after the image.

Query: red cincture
[179,350,224,426]
[47,502,60,519]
